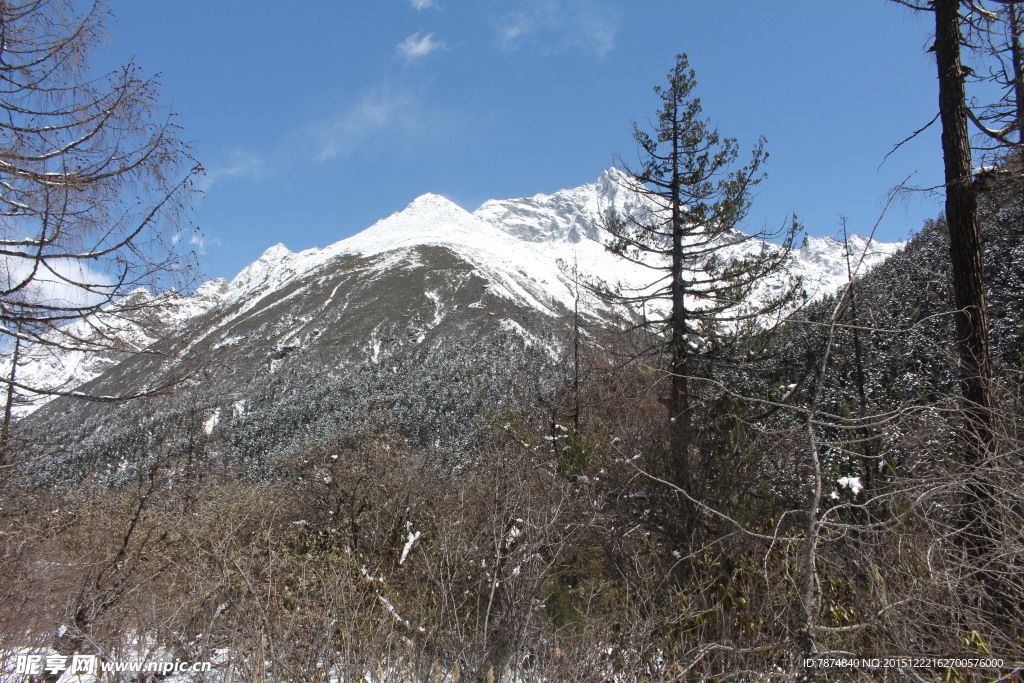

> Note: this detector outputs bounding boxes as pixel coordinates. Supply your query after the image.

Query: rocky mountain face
[15,170,903,476]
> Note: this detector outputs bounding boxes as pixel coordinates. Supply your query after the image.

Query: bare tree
[929,0,997,448]
[889,2,1007,611]
[0,0,200,433]
[962,0,1024,157]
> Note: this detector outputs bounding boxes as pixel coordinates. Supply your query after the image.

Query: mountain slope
[15,170,904,468]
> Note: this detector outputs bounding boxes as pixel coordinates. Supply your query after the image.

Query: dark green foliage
[601,55,803,532]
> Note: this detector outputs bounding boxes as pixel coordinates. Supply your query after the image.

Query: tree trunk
[669,331,691,526]
[934,0,995,455]
[669,111,693,540]
[842,231,874,507]
[933,0,1008,620]
[1,331,22,466]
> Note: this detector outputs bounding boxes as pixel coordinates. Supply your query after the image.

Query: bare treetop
[0,0,200,425]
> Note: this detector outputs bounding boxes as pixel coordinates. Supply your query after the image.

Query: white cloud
[396,31,447,62]
[314,88,419,162]
[170,229,219,255]
[2,255,115,309]
[497,16,532,46]
[409,0,438,9]
[495,0,618,57]
[189,231,219,254]
[199,149,267,190]
[574,8,617,56]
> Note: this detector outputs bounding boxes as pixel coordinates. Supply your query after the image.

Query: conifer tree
[605,54,801,536]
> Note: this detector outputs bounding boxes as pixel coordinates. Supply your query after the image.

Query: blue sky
[103,1,943,282]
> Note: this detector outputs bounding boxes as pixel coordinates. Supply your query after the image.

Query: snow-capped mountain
[190,165,896,331]
[3,281,227,415]
[14,170,903,432]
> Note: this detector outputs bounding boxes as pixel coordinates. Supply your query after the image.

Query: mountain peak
[393,193,472,225]
[257,243,292,261]
[408,192,461,209]
[597,166,630,186]
[334,190,487,258]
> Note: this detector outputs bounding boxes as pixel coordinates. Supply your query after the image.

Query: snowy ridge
[793,234,903,297]
[3,283,226,415]
[332,190,654,317]
[10,170,904,413]
[474,167,650,243]
[180,167,901,323]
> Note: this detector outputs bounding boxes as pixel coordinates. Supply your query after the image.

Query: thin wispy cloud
[314,88,420,162]
[171,229,220,255]
[495,0,618,57]
[396,31,447,62]
[409,0,438,10]
[199,149,267,190]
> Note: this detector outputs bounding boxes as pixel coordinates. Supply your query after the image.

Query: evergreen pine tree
[604,54,802,538]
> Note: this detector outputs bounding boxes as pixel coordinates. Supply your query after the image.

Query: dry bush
[1,362,1021,682]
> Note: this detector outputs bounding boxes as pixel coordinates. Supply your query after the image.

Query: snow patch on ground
[202,409,220,435]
